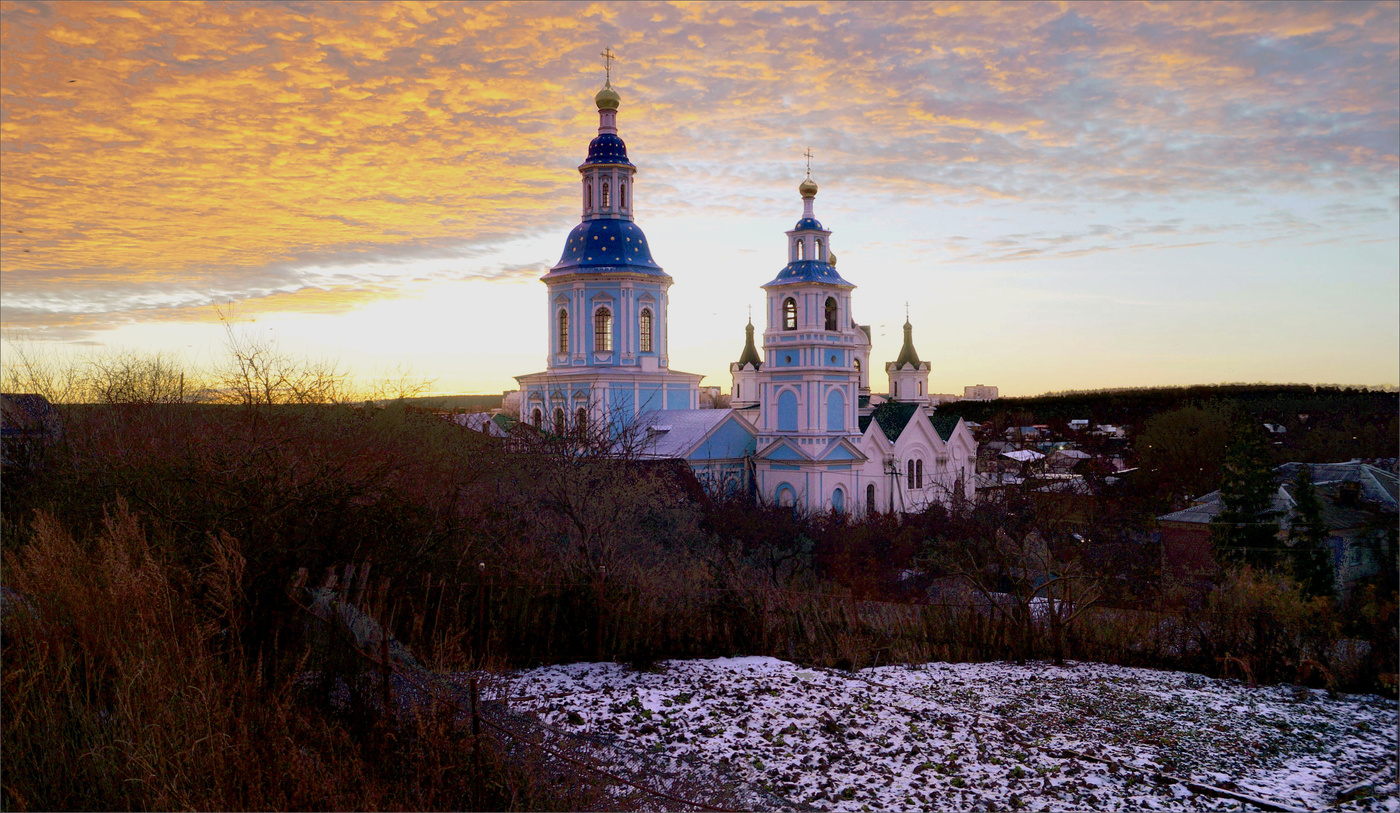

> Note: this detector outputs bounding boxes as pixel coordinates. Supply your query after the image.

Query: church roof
[929,414,962,442]
[893,321,922,368]
[634,409,739,459]
[793,217,824,230]
[860,401,920,443]
[736,321,762,368]
[583,132,632,166]
[546,218,667,278]
[762,260,854,288]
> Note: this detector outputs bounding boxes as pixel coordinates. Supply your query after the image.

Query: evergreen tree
[1287,465,1335,598]
[1212,423,1281,569]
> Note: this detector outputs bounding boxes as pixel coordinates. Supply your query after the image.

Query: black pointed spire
[737,319,762,369]
[894,319,921,369]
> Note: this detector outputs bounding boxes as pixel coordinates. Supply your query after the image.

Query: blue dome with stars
[762,259,854,288]
[584,133,633,166]
[545,218,667,278]
[793,217,824,231]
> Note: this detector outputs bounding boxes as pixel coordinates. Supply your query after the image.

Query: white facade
[739,179,977,514]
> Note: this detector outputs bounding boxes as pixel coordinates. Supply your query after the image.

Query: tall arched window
[558,309,569,354]
[826,388,845,431]
[777,390,798,431]
[601,180,611,208]
[553,407,565,432]
[893,380,900,398]
[620,182,627,209]
[735,382,741,400]
[782,298,797,330]
[639,308,653,352]
[916,460,924,489]
[594,307,612,351]
[815,238,824,259]
[531,407,542,427]
[586,183,593,210]
[795,240,805,261]
[854,358,861,373]
[575,407,587,436]
[917,381,923,397]
[907,460,915,490]
[825,297,838,331]
[832,487,844,513]
[866,484,876,514]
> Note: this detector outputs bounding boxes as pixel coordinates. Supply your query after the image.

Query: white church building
[515,72,975,514]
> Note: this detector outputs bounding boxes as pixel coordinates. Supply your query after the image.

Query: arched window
[832,487,844,513]
[815,238,824,259]
[575,407,587,436]
[586,183,593,210]
[866,484,876,514]
[907,460,915,490]
[620,182,627,209]
[735,382,741,400]
[782,298,797,330]
[893,380,899,398]
[917,381,923,397]
[776,484,796,508]
[594,307,612,352]
[795,240,805,261]
[854,358,861,372]
[826,388,845,431]
[558,309,569,354]
[602,180,610,208]
[531,407,542,427]
[916,460,924,489]
[777,390,798,431]
[553,407,565,432]
[824,297,838,331]
[639,308,653,352]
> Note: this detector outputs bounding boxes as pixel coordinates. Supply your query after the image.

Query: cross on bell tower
[601,47,616,84]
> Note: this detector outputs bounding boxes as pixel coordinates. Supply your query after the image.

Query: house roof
[1275,462,1397,512]
[1002,449,1045,462]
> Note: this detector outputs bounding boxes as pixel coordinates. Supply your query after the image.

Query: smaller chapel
[515,69,975,514]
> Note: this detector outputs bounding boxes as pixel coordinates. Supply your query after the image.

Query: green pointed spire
[894,319,921,369]
[737,319,762,369]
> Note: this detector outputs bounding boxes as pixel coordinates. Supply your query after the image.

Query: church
[515,70,976,514]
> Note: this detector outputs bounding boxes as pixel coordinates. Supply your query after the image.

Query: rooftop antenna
[601,47,616,84]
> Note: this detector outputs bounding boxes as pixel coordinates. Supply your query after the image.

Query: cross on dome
[601,47,616,83]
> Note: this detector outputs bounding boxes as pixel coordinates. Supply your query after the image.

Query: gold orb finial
[799,177,818,198]
[595,82,620,110]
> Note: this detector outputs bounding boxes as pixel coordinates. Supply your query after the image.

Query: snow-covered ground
[506,657,1397,812]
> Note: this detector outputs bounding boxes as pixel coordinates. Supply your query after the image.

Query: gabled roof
[820,437,867,462]
[859,401,921,443]
[634,409,742,459]
[756,437,812,462]
[928,414,962,442]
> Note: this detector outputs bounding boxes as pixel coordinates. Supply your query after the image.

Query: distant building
[1157,462,1398,596]
[963,384,999,401]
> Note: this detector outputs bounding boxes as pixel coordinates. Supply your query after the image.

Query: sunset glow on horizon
[2,1,1397,397]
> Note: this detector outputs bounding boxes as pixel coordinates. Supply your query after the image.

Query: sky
[2,0,1397,397]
